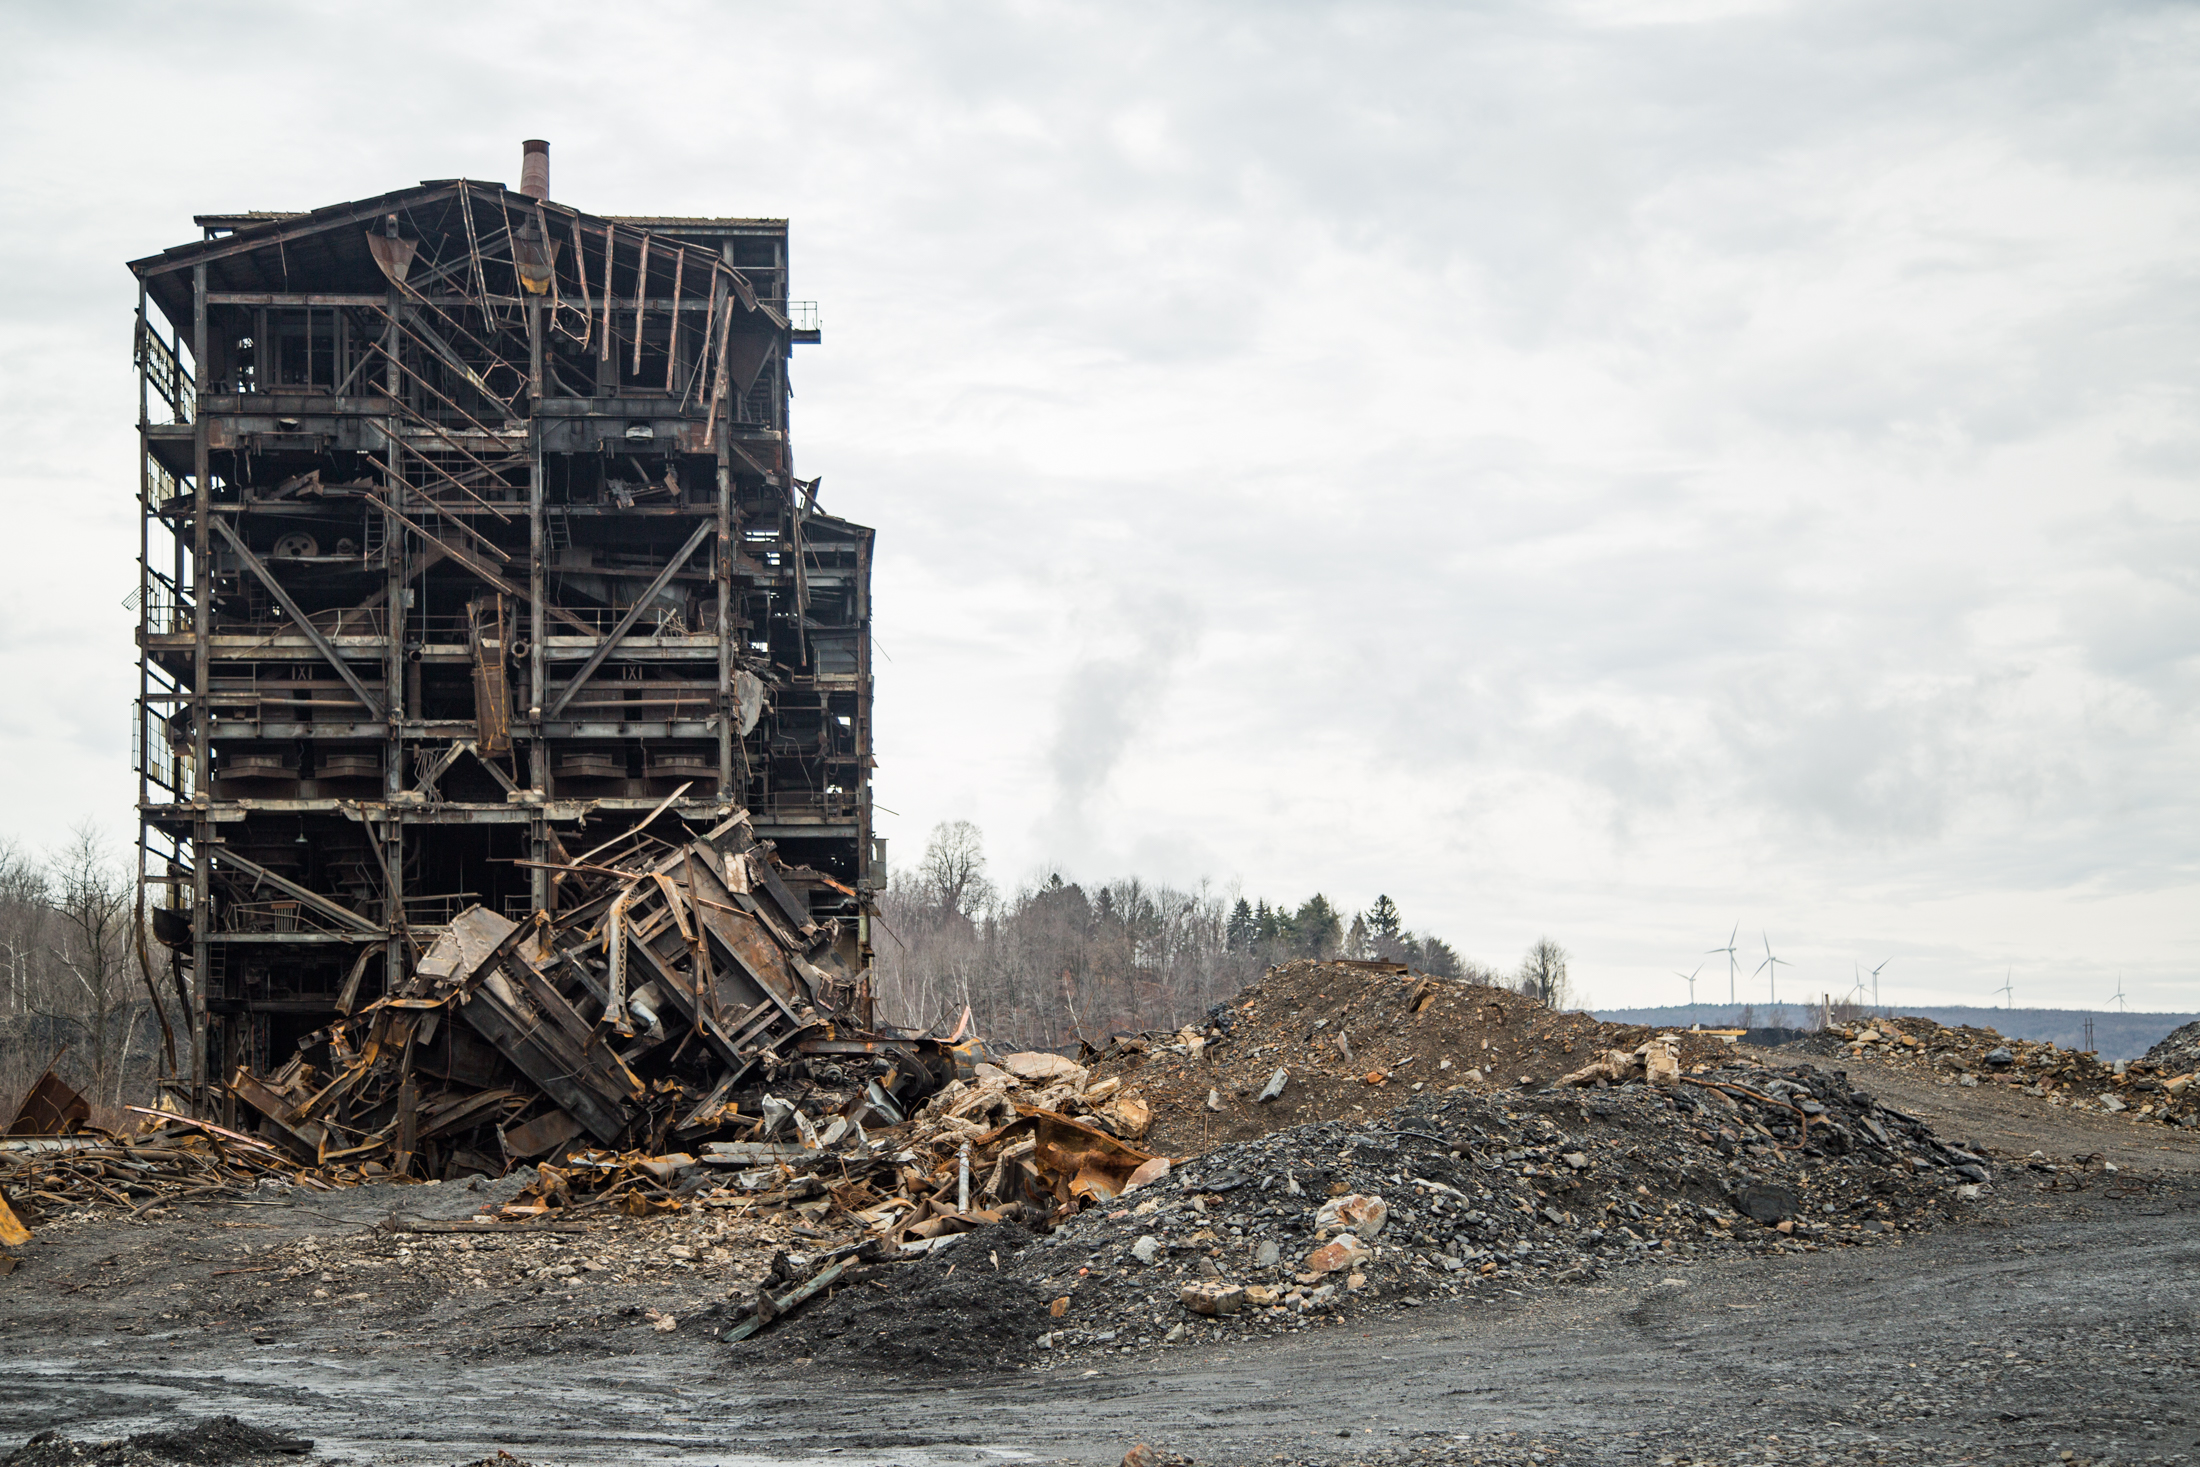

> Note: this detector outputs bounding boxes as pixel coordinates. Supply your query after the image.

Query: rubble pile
[1082,960,1736,1156]
[0,1109,318,1247]
[763,1046,2024,1370]
[224,809,979,1181]
[2146,1020,2200,1077]
[1791,1016,2197,1128]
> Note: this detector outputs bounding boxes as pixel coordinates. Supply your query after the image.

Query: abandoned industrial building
[127,141,883,1141]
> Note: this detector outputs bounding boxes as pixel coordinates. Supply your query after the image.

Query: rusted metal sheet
[4,1069,90,1137]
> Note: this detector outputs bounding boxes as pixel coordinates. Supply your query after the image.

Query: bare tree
[914,820,996,920]
[45,826,141,1106]
[1517,937,1572,1010]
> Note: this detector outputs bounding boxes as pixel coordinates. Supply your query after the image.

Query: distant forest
[1594,1002,2198,1063]
[871,821,1572,1051]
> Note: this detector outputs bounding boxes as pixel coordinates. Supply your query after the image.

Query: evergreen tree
[1254,899,1279,946]
[1291,894,1343,959]
[1366,894,1402,941]
[1226,897,1256,954]
[1344,912,1371,960]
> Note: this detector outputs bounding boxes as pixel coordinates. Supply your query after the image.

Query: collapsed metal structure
[128,142,896,1169]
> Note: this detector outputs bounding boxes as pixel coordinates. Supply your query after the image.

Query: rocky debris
[761,1038,2037,1373]
[1084,960,1736,1157]
[2145,1019,2200,1077]
[2,1418,310,1467]
[1791,1016,2197,1129]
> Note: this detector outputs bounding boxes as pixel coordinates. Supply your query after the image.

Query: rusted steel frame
[130,188,464,275]
[365,456,511,551]
[364,337,515,449]
[458,181,492,315]
[368,305,513,413]
[702,300,734,450]
[206,848,383,935]
[600,223,615,362]
[683,274,721,409]
[619,925,748,1070]
[210,518,386,720]
[394,286,526,399]
[569,213,593,349]
[664,247,685,392]
[362,492,592,634]
[604,880,636,1032]
[631,235,651,375]
[544,519,715,717]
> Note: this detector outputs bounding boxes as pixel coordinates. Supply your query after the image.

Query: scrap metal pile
[2,1075,311,1262]
[226,810,982,1182]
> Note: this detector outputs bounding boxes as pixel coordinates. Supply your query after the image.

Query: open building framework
[126,144,882,1130]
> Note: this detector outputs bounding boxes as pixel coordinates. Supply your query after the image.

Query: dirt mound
[747,1221,1047,1375]
[1085,960,1737,1157]
[2146,1020,2200,1076]
[3,1419,310,1467]
[1788,1015,2196,1128]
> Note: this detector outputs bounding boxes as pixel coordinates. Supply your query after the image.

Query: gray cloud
[1,0,2195,1010]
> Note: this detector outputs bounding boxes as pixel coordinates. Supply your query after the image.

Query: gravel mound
[1790,1015,2196,1127]
[2145,1020,2200,1077]
[1085,960,1737,1156]
[3,1419,310,1467]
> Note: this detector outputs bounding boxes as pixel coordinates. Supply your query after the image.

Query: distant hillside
[1590,1003,2198,1063]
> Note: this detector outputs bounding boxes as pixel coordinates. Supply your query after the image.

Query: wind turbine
[1754,932,1790,1006]
[1707,924,1741,1006]
[2111,974,2128,1013]
[1674,963,1703,1006]
[1870,958,1890,1015]
[1997,967,2015,1010]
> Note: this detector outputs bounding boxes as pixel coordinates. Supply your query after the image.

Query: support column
[527,295,549,912]
[716,244,736,805]
[382,286,405,997]
[189,263,211,1103]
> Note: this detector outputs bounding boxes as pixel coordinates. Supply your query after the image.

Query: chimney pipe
[520,139,550,201]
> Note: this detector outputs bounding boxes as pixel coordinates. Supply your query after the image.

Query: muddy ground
[3,1047,2195,1467]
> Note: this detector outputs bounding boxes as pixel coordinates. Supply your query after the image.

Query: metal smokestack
[520,139,550,201]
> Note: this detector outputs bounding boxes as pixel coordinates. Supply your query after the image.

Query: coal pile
[1083,959,1738,1157]
[1790,1016,2196,1128]
[2,1418,310,1467]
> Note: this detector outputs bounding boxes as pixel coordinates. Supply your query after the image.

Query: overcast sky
[2,1,2194,1015]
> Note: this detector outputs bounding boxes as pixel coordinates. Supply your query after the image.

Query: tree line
[0,827,169,1125]
[872,820,1579,1050]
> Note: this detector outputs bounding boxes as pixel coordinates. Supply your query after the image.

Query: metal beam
[131,188,464,277]
[362,493,594,634]
[545,519,714,718]
[211,519,388,721]
[208,847,384,936]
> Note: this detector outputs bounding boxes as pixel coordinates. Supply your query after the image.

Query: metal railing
[786,301,821,332]
[136,313,195,425]
[132,700,193,798]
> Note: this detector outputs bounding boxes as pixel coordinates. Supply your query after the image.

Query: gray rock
[1733,1183,1799,1223]
[1255,1239,1281,1268]
[1131,1235,1163,1265]
[1257,1068,1290,1103]
[1984,1047,2014,1067]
